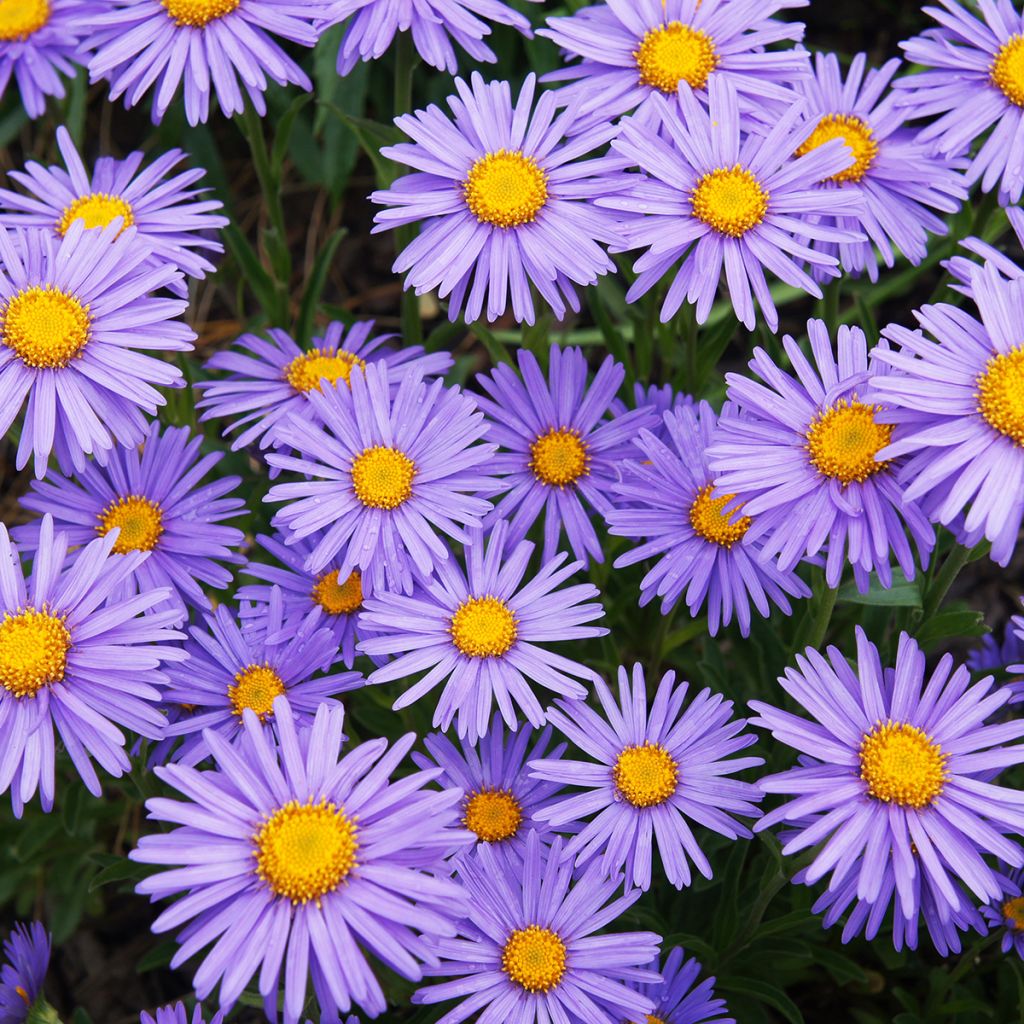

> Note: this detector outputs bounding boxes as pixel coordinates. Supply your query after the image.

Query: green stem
[394,32,422,344]
[806,583,838,651]
[822,278,841,335]
[922,542,972,621]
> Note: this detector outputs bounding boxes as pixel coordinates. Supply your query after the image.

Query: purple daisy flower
[0,126,227,284]
[473,346,657,565]
[412,713,567,851]
[793,51,966,282]
[610,382,694,437]
[322,0,534,75]
[599,77,864,331]
[627,947,734,1024]
[0,515,184,816]
[160,587,362,765]
[707,320,935,591]
[371,72,624,326]
[132,697,471,1024]
[750,628,1024,920]
[140,1005,223,1024]
[14,422,245,616]
[267,361,498,595]
[531,664,763,891]
[0,923,49,1024]
[871,263,1024,566]
[83,0,322,126]
[945,204,1024,291]
[982,867,1024,957]
[195,320,451,454]
[359,520,607,743]
[413,830,662,1024]
[0,222,193,478]
[607,402,809,637]
[539,0,809,128]
[896,0,1024,205]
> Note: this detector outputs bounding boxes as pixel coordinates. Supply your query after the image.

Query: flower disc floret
[56,194,134,237]
[501,925,567,993]
[992,35,1024,107]
[312,569,362,616]
[688,484,750,547]
[613,742,679,808]
[690,166,769,238]
[1,286,90,369]
[1003,896,1024,930]
[463,788,523,842]
[859,721,948,808]
[228,663,285,721]
[285,348,365,394]
[0,0,49,41]
[635,22,719,94]
[977,345,1024,445]
[351,446,415,509]
[463,150,548,229]
[0,608,71,698]
[806,399,893,484]
[795,113,878,184]
[529,427,589,487]
[162,0,239,27]
[450,596,518,658]
[97,495,165,553]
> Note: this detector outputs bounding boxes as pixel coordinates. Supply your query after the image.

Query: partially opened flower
[133,698,471,1024]
[968,614,1024,707]
[532,664,763,890]
[945,205,1024,291]
[139,1005,223,1024]
[625,947,734,1024]
[0,922,49,1024]
[982,868,1024,958]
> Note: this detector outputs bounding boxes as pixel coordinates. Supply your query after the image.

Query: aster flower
[600,77,864,331]
[360,520,606,742]
[371,72,624,325]
[160,587,361,765]
[0,516,184,816]
[140,1005,223,1024]
[473,346,657,565]
[83,0,322,126]
[793,51,965,282]
[196,320,451,454]
[945,204,1024,291]
[871,263,1024,566]
[322,0,534,75]
[412,713,567,850]
[982,868,1024,957]
[14,422,245,616]
[967,615,1024,707]
[896,0,1024,205]
[539,0,809,127]
[611,381,693,431]
[750,628,1024,919]
[267,362,498,595]
[0,222,193,478]
[0,126,227,284]
[626,947,733,1024]
[707,320,935,591]
[413,830,662,1024]
[531,664,763,891]
[132,697,471,1024]
[607,402,809,636]
[0,923,49,1024]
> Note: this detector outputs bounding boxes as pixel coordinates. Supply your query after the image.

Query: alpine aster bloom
[625,947,734,1024]
[140,1005,223,1024]
[0,923,49,1024]
[413,831,662,1024]
[0,516,184,816]
[0,126,227,283]
[896,0,1024,205]
[473,346,657,565]
[607,402,809,636]
[532,664,763,891]
[0,223,193,478]
[14,422,245,615]
[412,714,567,850]
[267,362,498,595]
[982,868,1024,958]
[539,0,809,127]
[871,264,1024,566]
[707,320,935,591]
[359,521,606,742]
[83,0,322,125]
[160,588,361,765]
[611,382,693,437]
[751,629,1024,918]
[793,51,965,281]
[945,204,1024,292]
[132,698,471,1024]
[196,320,451,453]
[968,614,1024,706]
[372,72,624,325]
[600,77,864,330]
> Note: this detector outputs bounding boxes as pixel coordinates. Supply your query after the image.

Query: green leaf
[322,109,405,186]
[88,856,149,892]
[720,977,804,1024]
[916,607,987,647]
[838,573,922,608]
[295,227,347,345]
[270,93,313,177]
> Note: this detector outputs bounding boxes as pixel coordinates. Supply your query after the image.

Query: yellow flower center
[1003,896,1024,931]
[254,798,358,905]
[992,35,1024,107]
[97,494,165,554]
[162,0,240,27]
[646,1018,667,1024]
[859,721,948,808]
[529,427,589,487]
[806,399,893,485]
[0,0,49,41]
[284,348,366,395]
[351,446,415,510]
[502,925,567,993]
[794,113,879,184]
[464,150,548,229]
[613,743,679,808]
[691,166,769,238]
[450,596,518,658]
[0,607,71,698]
[311,569,362,616]
[463,787,523,842]
[688,483,751,548]
[1,286,90,369]
[977,346,1024,446]
[635,21,719,93]
[56,193,135,237]
[228,663,285,721]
